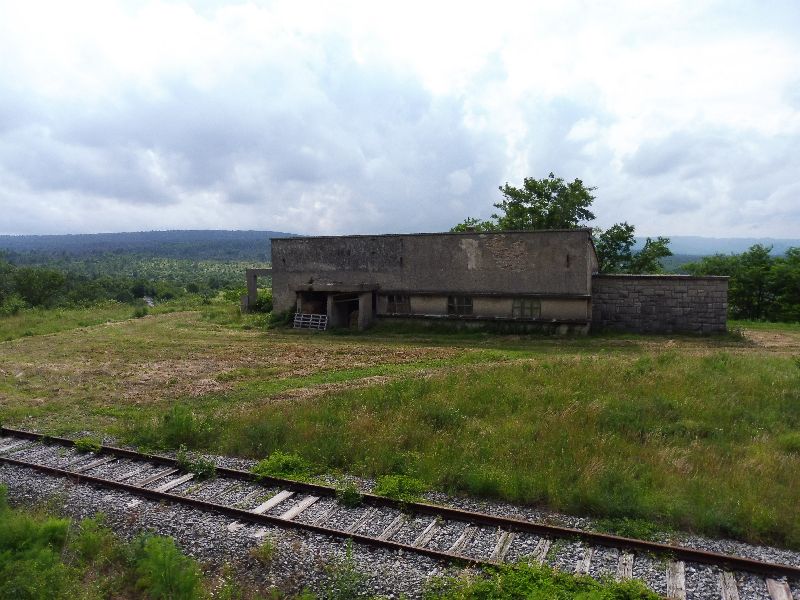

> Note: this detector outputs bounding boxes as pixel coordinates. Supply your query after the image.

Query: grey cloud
[0,32,506,229]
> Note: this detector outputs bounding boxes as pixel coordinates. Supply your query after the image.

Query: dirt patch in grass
[270,375,397,403]
[743,328,800,350]
[122,358,240,400]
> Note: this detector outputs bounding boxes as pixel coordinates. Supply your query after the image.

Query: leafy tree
[13,266,65,307]
[769,248,800,321]
[493,172,596,230]
[627,237,673,274]
[450,217,497,232]
[452,173,671,273]
[0,257,15,304]
[592,223,636,273]
[685,244,800,321]
[734,245,774,320]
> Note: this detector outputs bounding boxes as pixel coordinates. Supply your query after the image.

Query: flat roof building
[268,229,598,333]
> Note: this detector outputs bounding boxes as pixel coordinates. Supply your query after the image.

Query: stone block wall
[591,275,728,334]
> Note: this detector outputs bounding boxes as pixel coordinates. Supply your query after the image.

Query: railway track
[1,426,798,600]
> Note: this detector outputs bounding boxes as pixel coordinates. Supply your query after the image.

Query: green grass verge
[0,485,209,599]
[425,561,658,599]
[201,350,800,549]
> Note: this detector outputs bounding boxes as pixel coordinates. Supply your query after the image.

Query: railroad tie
[719,571,740,600]
[666,560,686,600]
[0,440,31,454]
[251,490,294,515]
[312,504,339,526]
[73,455,117,473]
[766,578,793,600]
[449,525,477,554]
[138,468,179,487]
[115,465,147,482]
[574,547,593,575]
[490,530,516,562]
[280,496,320,521]
[530,538,551,564]
[378,514,405,541]
[616,552,634,580]
[346,507,378,534]
[154,473,194,493]
[413,519,441,549]
[235,487,267,508]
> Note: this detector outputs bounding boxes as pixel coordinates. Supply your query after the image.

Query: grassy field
[1,303,799,550]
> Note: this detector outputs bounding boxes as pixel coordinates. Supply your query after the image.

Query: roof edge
[271,228,595,241]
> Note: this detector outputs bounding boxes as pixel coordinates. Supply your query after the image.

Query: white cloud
[0,0,799,237]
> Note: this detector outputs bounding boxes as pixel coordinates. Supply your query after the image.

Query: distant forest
[0,230,291,313]
[0,230,293,262]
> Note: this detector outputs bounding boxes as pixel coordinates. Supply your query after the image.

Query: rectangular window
[386,294,411,314]
[512,298,541,319]
[447,295,473,316]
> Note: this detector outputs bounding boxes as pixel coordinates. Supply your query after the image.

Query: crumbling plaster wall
[271,230,595,314]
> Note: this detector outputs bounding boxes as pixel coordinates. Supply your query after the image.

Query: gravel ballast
[2,442,800,599]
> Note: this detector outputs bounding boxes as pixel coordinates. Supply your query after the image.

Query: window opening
[386,294,411,314]
[512,298,541,319]
[447,295,473,316]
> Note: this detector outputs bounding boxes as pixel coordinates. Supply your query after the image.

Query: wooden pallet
[293,313,328,330]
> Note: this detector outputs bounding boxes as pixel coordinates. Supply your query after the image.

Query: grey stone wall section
[591,275,729,334]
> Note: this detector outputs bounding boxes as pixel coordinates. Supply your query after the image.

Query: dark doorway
[298,292,326,314]
[331,293,360,328]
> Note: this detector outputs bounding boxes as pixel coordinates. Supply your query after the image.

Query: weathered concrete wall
[591,275,728,334]
[271,230,597,314]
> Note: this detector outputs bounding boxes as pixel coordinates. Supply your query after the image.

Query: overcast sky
[1,0,799,237]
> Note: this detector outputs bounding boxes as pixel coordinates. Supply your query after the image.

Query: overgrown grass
[729,319,800,331]
[0,485,206,599]
[425,561,658,599]
[3,305,799,551]
[0,296,223,341]
[213,351,800,548]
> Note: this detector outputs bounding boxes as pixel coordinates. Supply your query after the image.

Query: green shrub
[0,294,27,316]
[425,560,659,599]
[778,432,800,454]
[251,451,315,481]
[252,290,273,313]
[249,537,276,565]
[74,437,102,453]
[132,305,149,318]
[176,445,217,480]
[135,534,203,600]
[71,514,118,566]
[0,485,78,600]
[265,309,294,328]
[129,405,214,451]
[336,482,363,508]
[593,517,669,542]
[373,475,427,503]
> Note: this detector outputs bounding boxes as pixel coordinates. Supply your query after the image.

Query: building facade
[269,229,598,333]
[256,230,728,334]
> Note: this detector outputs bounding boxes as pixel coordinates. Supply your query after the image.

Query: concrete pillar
[357,292,373,331]
[246,270,259,307]
[326,294,338,327]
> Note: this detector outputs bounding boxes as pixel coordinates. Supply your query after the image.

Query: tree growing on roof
[451,173,672,274]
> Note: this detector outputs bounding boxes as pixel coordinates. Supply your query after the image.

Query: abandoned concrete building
[245,230,728,334]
